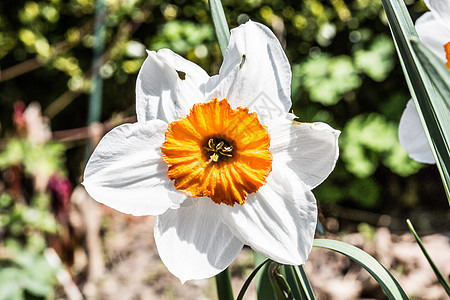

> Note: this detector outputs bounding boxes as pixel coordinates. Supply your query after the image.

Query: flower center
[204,138,233,163]
[445,42,450,69]
[161,98,272,206]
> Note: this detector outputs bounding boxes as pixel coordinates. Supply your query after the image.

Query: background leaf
[208,0,230,56]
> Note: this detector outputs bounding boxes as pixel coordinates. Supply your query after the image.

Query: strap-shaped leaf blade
[208,0,230,56]
[381,0,450,202]
[287,265,316,300]
[215,268,234,300]
[406,220,450,296]
[254,252,277,300]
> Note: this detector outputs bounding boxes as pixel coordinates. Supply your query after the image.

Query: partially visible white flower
[126,40,146,58]
[415,0,450,64]
[398,100,435,164]
[83,21,340,283]
[398,0,450,164]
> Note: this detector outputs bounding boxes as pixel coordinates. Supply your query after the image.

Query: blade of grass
[381,0,450,202]
[406,219,450,296]
[215,268,234,300]
[313,239,408,299]
[208,0,230,56]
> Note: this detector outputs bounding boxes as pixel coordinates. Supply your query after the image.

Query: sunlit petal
[221,163,317,265]
[83,120,186,215]
[154,198,244,283]
[398,100,435,164]
[269,118,340,190]
[415,12,450,62]
[205,21,292,124]
[136,49,210,123]
[423,0,450,30]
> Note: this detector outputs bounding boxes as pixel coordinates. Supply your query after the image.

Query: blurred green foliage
[0,191,59,300]
[341,113,422,178]
[295,54,361,106]
[0,246,57,300]
[0,139,66,178]
[0,136,66,298]
[0,0,444,234]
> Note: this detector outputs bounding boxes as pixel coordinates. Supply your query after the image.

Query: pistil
[204,138,233,163]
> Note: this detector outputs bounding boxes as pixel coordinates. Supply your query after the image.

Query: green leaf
[313,239,408,299]
[208,0,230,56]
[215,267,234,300]
[268,262,294,300]
[406,219,450,296]
[237,258,270,300]
[381,0,450,203]
[251,255,311,300]
[254,252,277,300]
[283,266,303,300]
[285,265,316,300]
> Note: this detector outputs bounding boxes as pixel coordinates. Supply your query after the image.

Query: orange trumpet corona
[161,98,273,206]
[445,42,450,69]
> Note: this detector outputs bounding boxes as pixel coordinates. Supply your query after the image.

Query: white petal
[205,21,292,124]
[83,120,186,216]
[221,163,317,265]
[269,118,340,190]
[154,198,244,283]
[135,49,210,123]
[398,99,435,164]
[415,12,450,62]
[424,0,450,30]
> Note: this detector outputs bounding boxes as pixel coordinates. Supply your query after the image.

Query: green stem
[85,0,106,161]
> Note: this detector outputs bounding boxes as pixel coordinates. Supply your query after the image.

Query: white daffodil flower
[398,0,450,164]
[83,21,340,283]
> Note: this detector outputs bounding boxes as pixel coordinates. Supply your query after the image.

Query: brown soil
[68,189,450,300]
